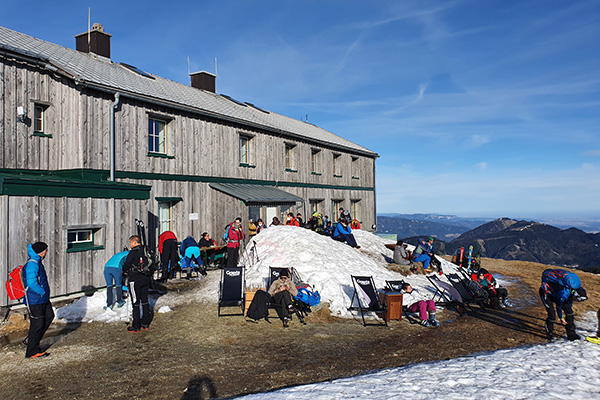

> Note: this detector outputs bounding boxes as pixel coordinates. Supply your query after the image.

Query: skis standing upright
[467,245,473,273]
[459,246,465,268]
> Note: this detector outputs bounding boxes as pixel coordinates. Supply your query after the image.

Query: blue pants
[104,267,123,307]
[333,233,358,248]
[414,254,431,269]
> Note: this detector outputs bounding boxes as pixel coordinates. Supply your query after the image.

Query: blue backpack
[295,287,321,306]
[541,269,581,302]
[222,225,231,243]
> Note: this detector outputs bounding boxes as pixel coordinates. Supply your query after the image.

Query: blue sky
[2,0,599,221]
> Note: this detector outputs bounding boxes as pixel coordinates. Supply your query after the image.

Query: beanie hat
[32,242,48,254]
[279,269,289,278]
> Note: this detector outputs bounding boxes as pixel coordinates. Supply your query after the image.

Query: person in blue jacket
[332,219,360,249]
[180,236,203,279]
[23,242,54,358]
[413,237,434,273]
[539,269,587,341]
[104,250,128,310]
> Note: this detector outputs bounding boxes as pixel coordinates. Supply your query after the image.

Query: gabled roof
[0,25,377,157]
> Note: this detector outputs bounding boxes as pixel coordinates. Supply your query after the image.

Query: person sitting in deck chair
[471,268,511,308]
[268,269,298,328]
[401,282,439,327]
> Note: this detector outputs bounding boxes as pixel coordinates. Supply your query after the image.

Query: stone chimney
[75,23,112,59]
[190,71,216,93]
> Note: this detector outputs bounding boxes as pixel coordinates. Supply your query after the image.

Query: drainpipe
[110,93,120,182]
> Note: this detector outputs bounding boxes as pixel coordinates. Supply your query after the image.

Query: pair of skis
[458,245,474,271]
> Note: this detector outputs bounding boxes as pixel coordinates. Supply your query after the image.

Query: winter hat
[32,242,48,254]
[279,269,289,278]
[428,236,434,242]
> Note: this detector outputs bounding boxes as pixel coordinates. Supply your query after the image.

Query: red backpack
[5,265,26,301]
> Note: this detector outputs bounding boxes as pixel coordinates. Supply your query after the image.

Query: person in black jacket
[122,235,152,332]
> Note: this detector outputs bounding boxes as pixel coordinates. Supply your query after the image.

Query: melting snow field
[53,226,600,399]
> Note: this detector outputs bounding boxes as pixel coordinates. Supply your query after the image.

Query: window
[332,199,343,219]
[351,200,361,223]
[158,201,173,234]
[333,154,342,177]
[239,135,254,166]
[67,227,104,253]
[285,143,296,172]
[310,199,323,213]
[34,105,45,133]
[148,118,167,154]
[311,149,321,175]
[32,103,51,137]
[351,157,360,179]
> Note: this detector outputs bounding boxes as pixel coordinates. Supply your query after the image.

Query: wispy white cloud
[476,162,488,170]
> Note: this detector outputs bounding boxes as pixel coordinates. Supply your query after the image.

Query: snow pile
[54,226,458,322]
[233,311,600,399]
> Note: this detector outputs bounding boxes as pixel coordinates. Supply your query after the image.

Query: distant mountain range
[446,218,600,272]
[377,214,600,272]
[376,214,492,241]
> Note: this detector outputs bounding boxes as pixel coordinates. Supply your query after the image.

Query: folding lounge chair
[349,275,387,326]
[427,274,469,316]
[445,273,488,309]
[218,267,245,317]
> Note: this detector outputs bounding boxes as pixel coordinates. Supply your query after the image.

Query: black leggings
[26,302,54,357]
[539,288,576,338]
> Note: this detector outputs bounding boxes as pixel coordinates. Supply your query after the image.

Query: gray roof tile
[0,25,377,157]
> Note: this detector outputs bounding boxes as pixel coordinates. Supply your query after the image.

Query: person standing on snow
[539,269,587,341]
[23,242,54,358]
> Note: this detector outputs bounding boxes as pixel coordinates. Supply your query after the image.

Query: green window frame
[67,228,104,253]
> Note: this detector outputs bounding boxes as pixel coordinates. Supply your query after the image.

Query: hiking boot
[567,332,581,341]
[127,326,141,333]
[283,318,290,328]
[288,304,296,313]
[116,300,126,308]
[423,268,433,274]
[141,325,149,331]
[419,319,431,327]
[27,352,49,359]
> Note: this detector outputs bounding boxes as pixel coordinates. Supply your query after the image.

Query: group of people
[276,208,361,250]
[392,237,437,274]
[17,234,600,359]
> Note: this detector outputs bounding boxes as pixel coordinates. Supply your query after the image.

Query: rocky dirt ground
[1,259,598,400]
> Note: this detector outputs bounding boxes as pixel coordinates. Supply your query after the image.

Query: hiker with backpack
[539,269,587,341]
[401,282,439,327]
[23,242,54,358]
[225,217,245,267]
[339,207,351,222]
[268,269,298,328]
[123,235,153,332]
[285,212,299,226]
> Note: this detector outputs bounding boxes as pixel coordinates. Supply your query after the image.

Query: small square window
[67,228,103,252]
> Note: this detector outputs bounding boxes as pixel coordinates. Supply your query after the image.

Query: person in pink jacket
[226,217,245,266]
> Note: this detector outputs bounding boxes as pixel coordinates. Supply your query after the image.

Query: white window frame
[148,117,167,154]
[239,135,253,165]
[158,201,173,234]
[34,104,45,133]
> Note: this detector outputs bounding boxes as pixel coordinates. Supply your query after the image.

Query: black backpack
[131,249,155,276]
[246,290,271,320]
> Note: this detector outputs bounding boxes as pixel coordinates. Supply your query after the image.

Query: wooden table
[378,290,403,322]
[199,245,226,267]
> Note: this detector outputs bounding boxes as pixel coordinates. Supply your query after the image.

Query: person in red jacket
[158,230,178,282]
[285,212,299,227]
[471,268,510,308]
[226,217,245,267]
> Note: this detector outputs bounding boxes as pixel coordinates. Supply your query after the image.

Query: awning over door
[209,183,302,206]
